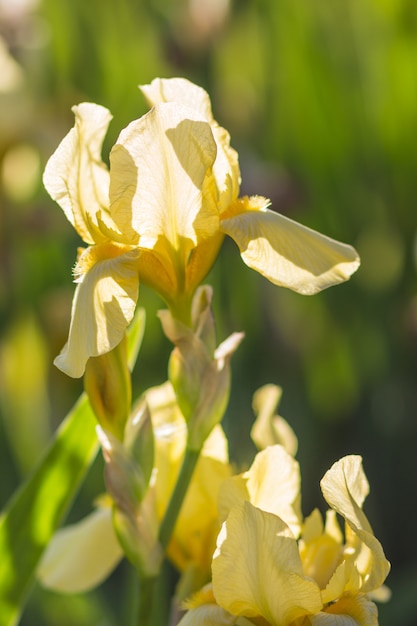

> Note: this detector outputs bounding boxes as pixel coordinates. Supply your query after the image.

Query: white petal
[38,508,122,593]
[221,200,360,295]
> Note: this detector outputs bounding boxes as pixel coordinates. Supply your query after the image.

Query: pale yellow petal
[251,384,298,456]
[299,509,344,593]
[178,605,238,626]
[172,453,232,573]
[140,77,213,121]
[202,424,229,464]
[55,244,139,378]
[37,508,122,593]
[213,502,322,625]
[246,445,302,537]
[221,198,360,295]
[43,103,118,245]
[140,78,240,215]
[320,456,390,593]
[321,560,361,604]
[109,102,219,269]
[217,475,250,524]
[311,594,378,626]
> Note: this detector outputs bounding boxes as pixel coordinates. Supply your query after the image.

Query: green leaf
[0,308,146,625]
[0,394,98,626]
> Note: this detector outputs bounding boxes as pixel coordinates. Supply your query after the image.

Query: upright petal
[221,197,360,295]
[43,103,119,244]
[245,445,302,537]
[213,502,322,625]
[110,102,219,274]
[140,78,241,213]
[140,77,213,120]
[55,243,139,377]
[320,456,390,593]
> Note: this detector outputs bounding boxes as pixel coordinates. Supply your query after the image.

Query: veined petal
[55,243,139,378]
[140,78,241,214]
[109,102,219,270]
[320,456,390,593]
[213,502,322,625]
[43,103,119,245]
[37,507,122,593]
[221,197,360,295]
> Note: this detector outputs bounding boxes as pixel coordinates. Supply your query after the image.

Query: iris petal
[43,103,118,245]
[320,456,390,593]
[110,103,219,270]
[221,197,360,295]
[38,507,122,593]
[213,501,322,626]
[55,244,139,377]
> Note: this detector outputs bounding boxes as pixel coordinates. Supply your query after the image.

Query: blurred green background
[1,0,416,624]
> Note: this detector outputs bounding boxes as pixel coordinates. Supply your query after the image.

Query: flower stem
[158,445,200,551]
[136,576,157,626]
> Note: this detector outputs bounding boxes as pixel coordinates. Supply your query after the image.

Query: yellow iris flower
[44,77,360,377]
[180,449,390,626]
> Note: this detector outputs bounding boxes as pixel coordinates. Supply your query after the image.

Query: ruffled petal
[213,501,322,625]
[140,77,213,120]
[43,103,119,245]
[320,456,390,593]
[221,197,360,295]
[55,243,139,377]
[37,507,122,593]
[109,102,219,271]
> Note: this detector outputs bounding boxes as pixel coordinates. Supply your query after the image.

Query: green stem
[158,446,201,551]
[136,576,157,626]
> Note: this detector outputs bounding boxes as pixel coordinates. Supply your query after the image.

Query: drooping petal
[43,103,119,245]
[320,456,390,593]
[109,102,219,273]
[221,197,360,295]
[55,243,139,378]
[37,507,123,593]
[213,501,322,626]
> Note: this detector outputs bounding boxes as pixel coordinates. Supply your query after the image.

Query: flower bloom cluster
[180,447,391,626]
[43,77,360,378]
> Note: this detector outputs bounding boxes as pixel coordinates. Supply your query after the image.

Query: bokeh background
[1,0,416,624]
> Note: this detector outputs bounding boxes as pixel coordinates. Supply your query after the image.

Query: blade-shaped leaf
[0,394,98,625]
[0,307,146,625]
